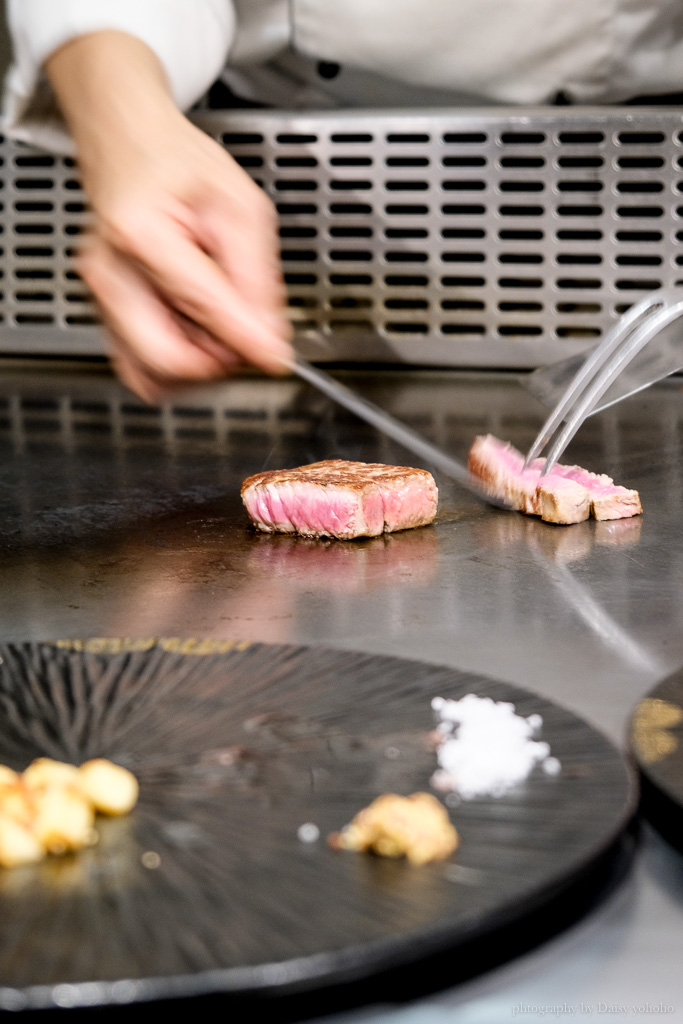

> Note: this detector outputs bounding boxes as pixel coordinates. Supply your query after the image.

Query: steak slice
[535,476,592,525]
[468,435,642,524]
[549,464,642,520]
[468,436,547,516]
[241,460,438,539]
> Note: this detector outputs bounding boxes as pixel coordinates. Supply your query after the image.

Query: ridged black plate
[630,671,683,854]
[0,639,635,1011]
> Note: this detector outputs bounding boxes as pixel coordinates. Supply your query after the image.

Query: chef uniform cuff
[2,0,235,154]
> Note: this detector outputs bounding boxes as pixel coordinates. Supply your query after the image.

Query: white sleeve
[2,0,236,154]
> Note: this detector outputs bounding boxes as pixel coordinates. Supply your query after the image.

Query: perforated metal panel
[1,106,683,367]
[0,147,94,351]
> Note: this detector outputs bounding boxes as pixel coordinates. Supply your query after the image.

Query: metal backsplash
[1,106,683,367]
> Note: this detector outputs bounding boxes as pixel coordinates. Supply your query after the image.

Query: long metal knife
[286,356,509,508]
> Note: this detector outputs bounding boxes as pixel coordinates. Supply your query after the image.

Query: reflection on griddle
[246,528,439,593]
[592,517,642,549]
[474,510,642,565]
[470,505,656,671]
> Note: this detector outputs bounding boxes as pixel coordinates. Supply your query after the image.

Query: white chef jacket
[5,0,683,155]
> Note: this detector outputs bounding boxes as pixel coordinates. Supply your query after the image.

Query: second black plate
[630,670,683,854]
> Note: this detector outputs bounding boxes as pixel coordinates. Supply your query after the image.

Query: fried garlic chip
[329,792,458,865]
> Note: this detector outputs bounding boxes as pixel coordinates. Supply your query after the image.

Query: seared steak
[241,460,438,539]
[468,435,642,524]
[549,463,643,520]
[535,476,592,525]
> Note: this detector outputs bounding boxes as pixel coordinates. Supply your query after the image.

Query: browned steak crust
[241,459,432,494]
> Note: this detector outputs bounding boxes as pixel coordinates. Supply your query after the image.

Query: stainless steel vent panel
[1,107,683,367]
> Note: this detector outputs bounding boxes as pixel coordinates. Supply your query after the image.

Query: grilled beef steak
[468,435,642,524]
[241,460,438,539]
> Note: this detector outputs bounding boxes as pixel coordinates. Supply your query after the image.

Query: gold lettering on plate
[54,638,251,655]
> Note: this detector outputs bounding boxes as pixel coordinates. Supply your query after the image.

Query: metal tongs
[524,290,683,475]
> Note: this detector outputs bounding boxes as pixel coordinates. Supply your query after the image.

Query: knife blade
[286,356,510,508]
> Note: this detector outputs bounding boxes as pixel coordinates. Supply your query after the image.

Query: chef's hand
[45,31,293,403]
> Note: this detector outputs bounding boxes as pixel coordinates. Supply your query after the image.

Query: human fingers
[78,236,235,390]
[196,177,288,330]
[109,312,246,403]
[109,342,169,405]
[101,203,293,375]
[108,341,228,405]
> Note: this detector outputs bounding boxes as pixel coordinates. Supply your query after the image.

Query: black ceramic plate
[0,639,635,1011]
[629,671,683,854]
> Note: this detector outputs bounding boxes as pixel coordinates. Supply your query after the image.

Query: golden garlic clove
[32,786,96,854]
[0,766,20,787]
[0,815,46,868]
[0,782,36,828]
[78,759,139,816]
[23,758,80,791]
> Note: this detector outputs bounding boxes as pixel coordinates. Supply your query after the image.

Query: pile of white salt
[430,693,561,799]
